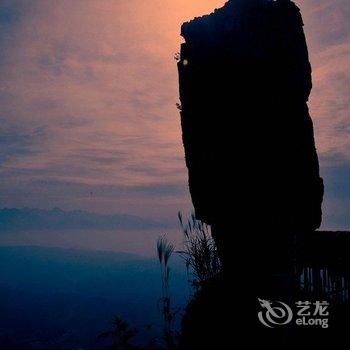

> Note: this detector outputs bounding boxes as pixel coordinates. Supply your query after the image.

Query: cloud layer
[0,0,349,227]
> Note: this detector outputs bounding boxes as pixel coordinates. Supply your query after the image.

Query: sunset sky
[0,0,349,229]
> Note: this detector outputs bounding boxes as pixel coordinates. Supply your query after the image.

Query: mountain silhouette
[0,207,172,231]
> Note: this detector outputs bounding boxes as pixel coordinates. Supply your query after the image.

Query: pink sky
[0,0,349,228]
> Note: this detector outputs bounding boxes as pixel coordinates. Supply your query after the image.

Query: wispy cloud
[301,0,350,166]
[0,0,349,227]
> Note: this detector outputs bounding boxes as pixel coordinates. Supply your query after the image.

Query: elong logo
[258,299,330,329]
[258,299,293,328]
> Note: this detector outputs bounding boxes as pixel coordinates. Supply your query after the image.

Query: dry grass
[177,212,222,286]
[156,235,175,350]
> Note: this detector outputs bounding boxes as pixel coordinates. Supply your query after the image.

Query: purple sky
[0,0,349,229]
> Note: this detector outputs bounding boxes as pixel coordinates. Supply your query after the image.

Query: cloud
[0,118,47,164]
[299,0,350,167]
[0,0,349,227]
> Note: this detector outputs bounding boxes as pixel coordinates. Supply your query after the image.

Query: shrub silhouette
[177,212,222,287]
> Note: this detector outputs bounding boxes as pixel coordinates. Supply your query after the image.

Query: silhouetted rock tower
[178,0,324,264]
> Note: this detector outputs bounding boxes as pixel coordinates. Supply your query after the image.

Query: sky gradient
[0,0,349,229]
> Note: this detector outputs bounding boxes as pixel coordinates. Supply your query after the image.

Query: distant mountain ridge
[0,207,173,231]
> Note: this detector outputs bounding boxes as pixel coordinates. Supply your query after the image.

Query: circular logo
[258,298,293,328]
